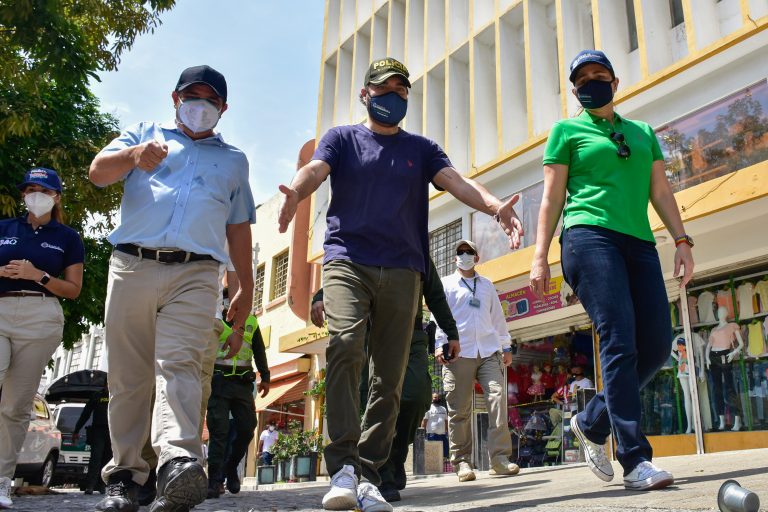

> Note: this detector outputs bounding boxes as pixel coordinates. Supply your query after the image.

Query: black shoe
[377,483,401,503]
[394,463,407,491]
[224,464,240,494]
[84,487,94,495]
[149,457,207,512]
[95,470,140,512]
[137,468,157,506]
[206,464,221,499]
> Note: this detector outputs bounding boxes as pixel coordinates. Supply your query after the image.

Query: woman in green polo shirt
[529,50,694,492]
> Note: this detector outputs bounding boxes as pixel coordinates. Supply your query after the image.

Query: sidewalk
[10,448,768,511]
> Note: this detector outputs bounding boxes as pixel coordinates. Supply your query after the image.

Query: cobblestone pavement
[10,449,768,511]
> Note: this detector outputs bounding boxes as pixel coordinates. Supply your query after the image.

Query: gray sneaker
[322,464,358,510]
[571,412,614,482]
[623,461,674,491]
[456,461,476,482]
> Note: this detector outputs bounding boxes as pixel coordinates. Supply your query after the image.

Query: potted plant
[274,420,325,482]
[270,433,291,483]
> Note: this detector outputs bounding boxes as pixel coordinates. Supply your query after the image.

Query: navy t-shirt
[313,124,452,274]
[0,216,85,294]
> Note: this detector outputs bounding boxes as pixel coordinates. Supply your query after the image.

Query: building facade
[40,324,106,393]
[278,0,768,465]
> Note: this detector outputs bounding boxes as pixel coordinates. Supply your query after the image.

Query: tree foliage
[0,0,176,348]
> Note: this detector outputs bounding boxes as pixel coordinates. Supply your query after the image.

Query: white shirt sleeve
[487,278,511,349]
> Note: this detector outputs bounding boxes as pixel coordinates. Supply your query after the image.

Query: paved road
[11,449,768,511]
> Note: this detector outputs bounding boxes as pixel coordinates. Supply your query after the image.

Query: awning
[255,375,308,411]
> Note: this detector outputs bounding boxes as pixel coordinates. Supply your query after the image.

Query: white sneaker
[322,464,358,510]
[623,461,674,491]
[456,461,476,482]
[356,482,393,512]
[0,477,12,509]
[489,461,520,476]
[571,412,614,482]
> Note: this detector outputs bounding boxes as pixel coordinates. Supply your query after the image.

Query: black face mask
[575,79,614,109]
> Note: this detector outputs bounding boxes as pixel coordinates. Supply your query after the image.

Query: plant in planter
[270,433,292,482]
[273,420,325,482]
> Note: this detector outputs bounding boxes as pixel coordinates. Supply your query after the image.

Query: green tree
[0,0,176,348]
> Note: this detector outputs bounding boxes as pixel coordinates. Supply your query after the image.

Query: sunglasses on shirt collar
[457,249,476,256]
[609,131,631,159]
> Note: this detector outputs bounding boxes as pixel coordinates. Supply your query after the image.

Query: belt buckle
[155,249,177,263]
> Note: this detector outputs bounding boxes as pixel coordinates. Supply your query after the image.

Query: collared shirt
[434,271,511,358]
[0,216,84,294]
[543,110,663,243]
[101,122,256,263]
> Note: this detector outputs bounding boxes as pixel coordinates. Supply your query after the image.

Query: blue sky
[90,0,326,205]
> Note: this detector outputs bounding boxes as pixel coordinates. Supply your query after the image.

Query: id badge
[469,297,481,308]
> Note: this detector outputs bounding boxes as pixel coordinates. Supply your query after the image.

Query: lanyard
[460,277,477,297]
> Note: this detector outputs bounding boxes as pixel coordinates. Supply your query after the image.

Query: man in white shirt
[257,420,280,466]
[421,393,449,459]
[434,240,519,482]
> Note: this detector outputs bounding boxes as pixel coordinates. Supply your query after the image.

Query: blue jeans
[427,433,449,458]
[561,226,672,474]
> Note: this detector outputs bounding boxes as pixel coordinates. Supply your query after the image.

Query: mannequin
[705,306,745,431]
[527,365,545,401]
[541,362,556,397]
[691,331,712,431]
[670,335,693,433]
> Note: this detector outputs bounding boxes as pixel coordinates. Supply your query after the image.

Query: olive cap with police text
[175,65,228,101]
[364,57,411,88]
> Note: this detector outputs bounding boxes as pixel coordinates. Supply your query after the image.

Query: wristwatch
[674,234,694,248]
[502,347,512,353]
[38,272,51,286]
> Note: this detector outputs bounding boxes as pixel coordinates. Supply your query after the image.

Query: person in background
[74,384,112,495]
[435,239,519,483]
[0,167,84,509]
[530,50,694,491]
[257,420,279,466]
[422,393,449,461]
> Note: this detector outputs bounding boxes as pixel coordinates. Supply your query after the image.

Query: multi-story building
[278,0,768,467]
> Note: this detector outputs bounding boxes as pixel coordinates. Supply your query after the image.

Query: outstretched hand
[277,184,299,233]
[495,194,524,250]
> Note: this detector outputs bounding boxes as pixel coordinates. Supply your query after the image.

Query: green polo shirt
[543,110,663,243]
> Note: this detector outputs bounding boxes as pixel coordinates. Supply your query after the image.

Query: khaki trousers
[102,251,218,484]
[200,320,223,441]
[0,296,63,478]
[322,260,420,484]
[443,352,512,467]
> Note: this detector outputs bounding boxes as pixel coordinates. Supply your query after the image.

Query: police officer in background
[74,384,111,495]
[205,313,269,499]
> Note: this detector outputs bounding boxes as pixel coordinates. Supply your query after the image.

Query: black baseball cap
[364,57,411,88]
[568,50,614,84]
[175,65,227,101]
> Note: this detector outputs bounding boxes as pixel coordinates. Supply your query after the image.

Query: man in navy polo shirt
[277,57,523,512]
[89,65,255,512]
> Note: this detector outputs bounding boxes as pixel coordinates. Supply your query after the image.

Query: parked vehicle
[50,402,90,486]
[13,394,61,487]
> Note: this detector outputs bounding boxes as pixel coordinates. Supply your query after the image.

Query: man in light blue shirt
[89,65,255,512]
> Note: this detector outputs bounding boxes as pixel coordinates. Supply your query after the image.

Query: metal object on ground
[718,479,760,512]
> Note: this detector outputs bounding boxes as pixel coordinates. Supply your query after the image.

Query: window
[254,264,266,311]
[429,219,463,278]
[657,79,768,193]
[91,338,104,369]
[270,251,289,301]
[69,344,83,372]
[669,0,685,27]
[626,0,638,51]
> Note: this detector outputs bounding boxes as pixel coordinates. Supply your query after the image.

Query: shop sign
[499,276,577,322]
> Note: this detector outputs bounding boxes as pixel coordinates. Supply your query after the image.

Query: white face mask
[456,254,475,271]
[24,191,55,217]
[177,99,221,133]
[268,426,275,432]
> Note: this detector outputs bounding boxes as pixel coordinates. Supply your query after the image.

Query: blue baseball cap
[569,50,614,83]
[17,167,62,192]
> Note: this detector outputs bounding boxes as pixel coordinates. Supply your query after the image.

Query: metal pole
[678,283,705,454]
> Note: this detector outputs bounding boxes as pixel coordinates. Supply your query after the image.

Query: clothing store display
[698,291,716,323]
[708,349,743,420]
[747,321,766,358]
[736,282,755,319]
[687,295,699,325]
[716,290,735,321]
[755,280,768,312]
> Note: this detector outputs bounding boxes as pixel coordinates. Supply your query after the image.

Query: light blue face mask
[367,91,408,125]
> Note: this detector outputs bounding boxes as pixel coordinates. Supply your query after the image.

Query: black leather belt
[115,243,215,264]
[0,290,53,298]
